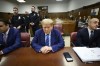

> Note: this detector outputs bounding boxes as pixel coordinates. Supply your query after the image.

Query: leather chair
[21,32,30,47]
[70,32,77,46]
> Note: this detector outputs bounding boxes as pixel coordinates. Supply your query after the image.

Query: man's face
[88,19,99,30]
[42,24,53,34]
[13,8,18,15]
[25,11,29,15]
[0,22,8,33]
[31,7,35,12]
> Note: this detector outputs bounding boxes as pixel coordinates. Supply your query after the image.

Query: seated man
[75,18,100,47]
[31,19,64,54]
[0,19,22,55]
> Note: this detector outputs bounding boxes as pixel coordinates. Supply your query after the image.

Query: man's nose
[45,28,48,31]
[96,23,99,27]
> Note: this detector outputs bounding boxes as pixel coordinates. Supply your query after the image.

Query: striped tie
[45,34,49,46]
[3,33,7,44]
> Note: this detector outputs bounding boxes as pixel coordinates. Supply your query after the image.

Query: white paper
[73,47,100,62]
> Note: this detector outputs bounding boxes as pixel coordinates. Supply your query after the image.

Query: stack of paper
[73,47,100,62]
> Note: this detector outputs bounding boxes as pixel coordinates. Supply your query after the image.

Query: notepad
[73,47,100,62]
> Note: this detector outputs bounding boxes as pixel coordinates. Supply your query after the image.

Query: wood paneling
[48,12,67,19]
[0,12,13,20]
[68,2,100,20]
[62,22,76,35]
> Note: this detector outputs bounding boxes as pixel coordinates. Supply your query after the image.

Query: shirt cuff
[0,51,4,55]
[51,47,54,52]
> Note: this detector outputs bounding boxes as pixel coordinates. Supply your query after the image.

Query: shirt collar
[87,27,94,32]
[45,32,51,36]
[87,27,94,37]
[3,28,10,35]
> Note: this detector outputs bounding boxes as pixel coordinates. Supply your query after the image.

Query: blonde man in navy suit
[31,19,64,54]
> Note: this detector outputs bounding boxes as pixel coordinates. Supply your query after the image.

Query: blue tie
[45,34,49,46]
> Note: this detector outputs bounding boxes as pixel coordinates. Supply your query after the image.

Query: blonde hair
[41,19,54,25]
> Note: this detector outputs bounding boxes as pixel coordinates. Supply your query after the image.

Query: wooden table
[0,47,100,66]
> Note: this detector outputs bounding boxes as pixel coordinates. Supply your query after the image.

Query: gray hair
[88,18,99,23]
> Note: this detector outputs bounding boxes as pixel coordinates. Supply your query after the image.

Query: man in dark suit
[31,19,64,54]
[76,18,100,47]
[0,19,21,55]
[10,7,25,32]
[29,6,40,36]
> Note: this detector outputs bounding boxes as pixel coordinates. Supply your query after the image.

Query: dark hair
[32,6,35,8]
[13,7,18,10]
[0,19,9,25]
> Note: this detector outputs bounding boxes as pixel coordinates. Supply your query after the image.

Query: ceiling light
[56,0,63,1]
[17,0,26,3]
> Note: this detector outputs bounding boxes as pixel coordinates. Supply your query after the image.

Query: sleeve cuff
[51,47,54,52]
[0,51,4,55]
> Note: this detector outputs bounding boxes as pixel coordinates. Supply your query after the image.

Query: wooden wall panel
[68,2,100,20]
[63,22,76,35]
[0,12,13,20]
[48,12,67,19]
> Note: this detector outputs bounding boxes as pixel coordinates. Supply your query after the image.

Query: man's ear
[7,24,9,27]
[88,22,90,26]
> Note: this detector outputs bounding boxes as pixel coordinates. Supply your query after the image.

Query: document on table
[73,47,100,62]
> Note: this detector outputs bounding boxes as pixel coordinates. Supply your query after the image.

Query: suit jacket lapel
[92,30,97,40]
[41,29,45,45]
[6,28,12,44]
[94,30,96,36]
[86,28,90,40]
[1,34,4,44]
[51,29,55,45]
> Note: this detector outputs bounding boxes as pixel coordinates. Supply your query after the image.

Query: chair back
[70,32,77,46]
[21,32,30,47]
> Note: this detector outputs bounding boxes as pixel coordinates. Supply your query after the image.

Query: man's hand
[40,46,52,54]
[17,26,21,29]
[30,23,34,25]
[0,51,3,55]
[14,27,16,29]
